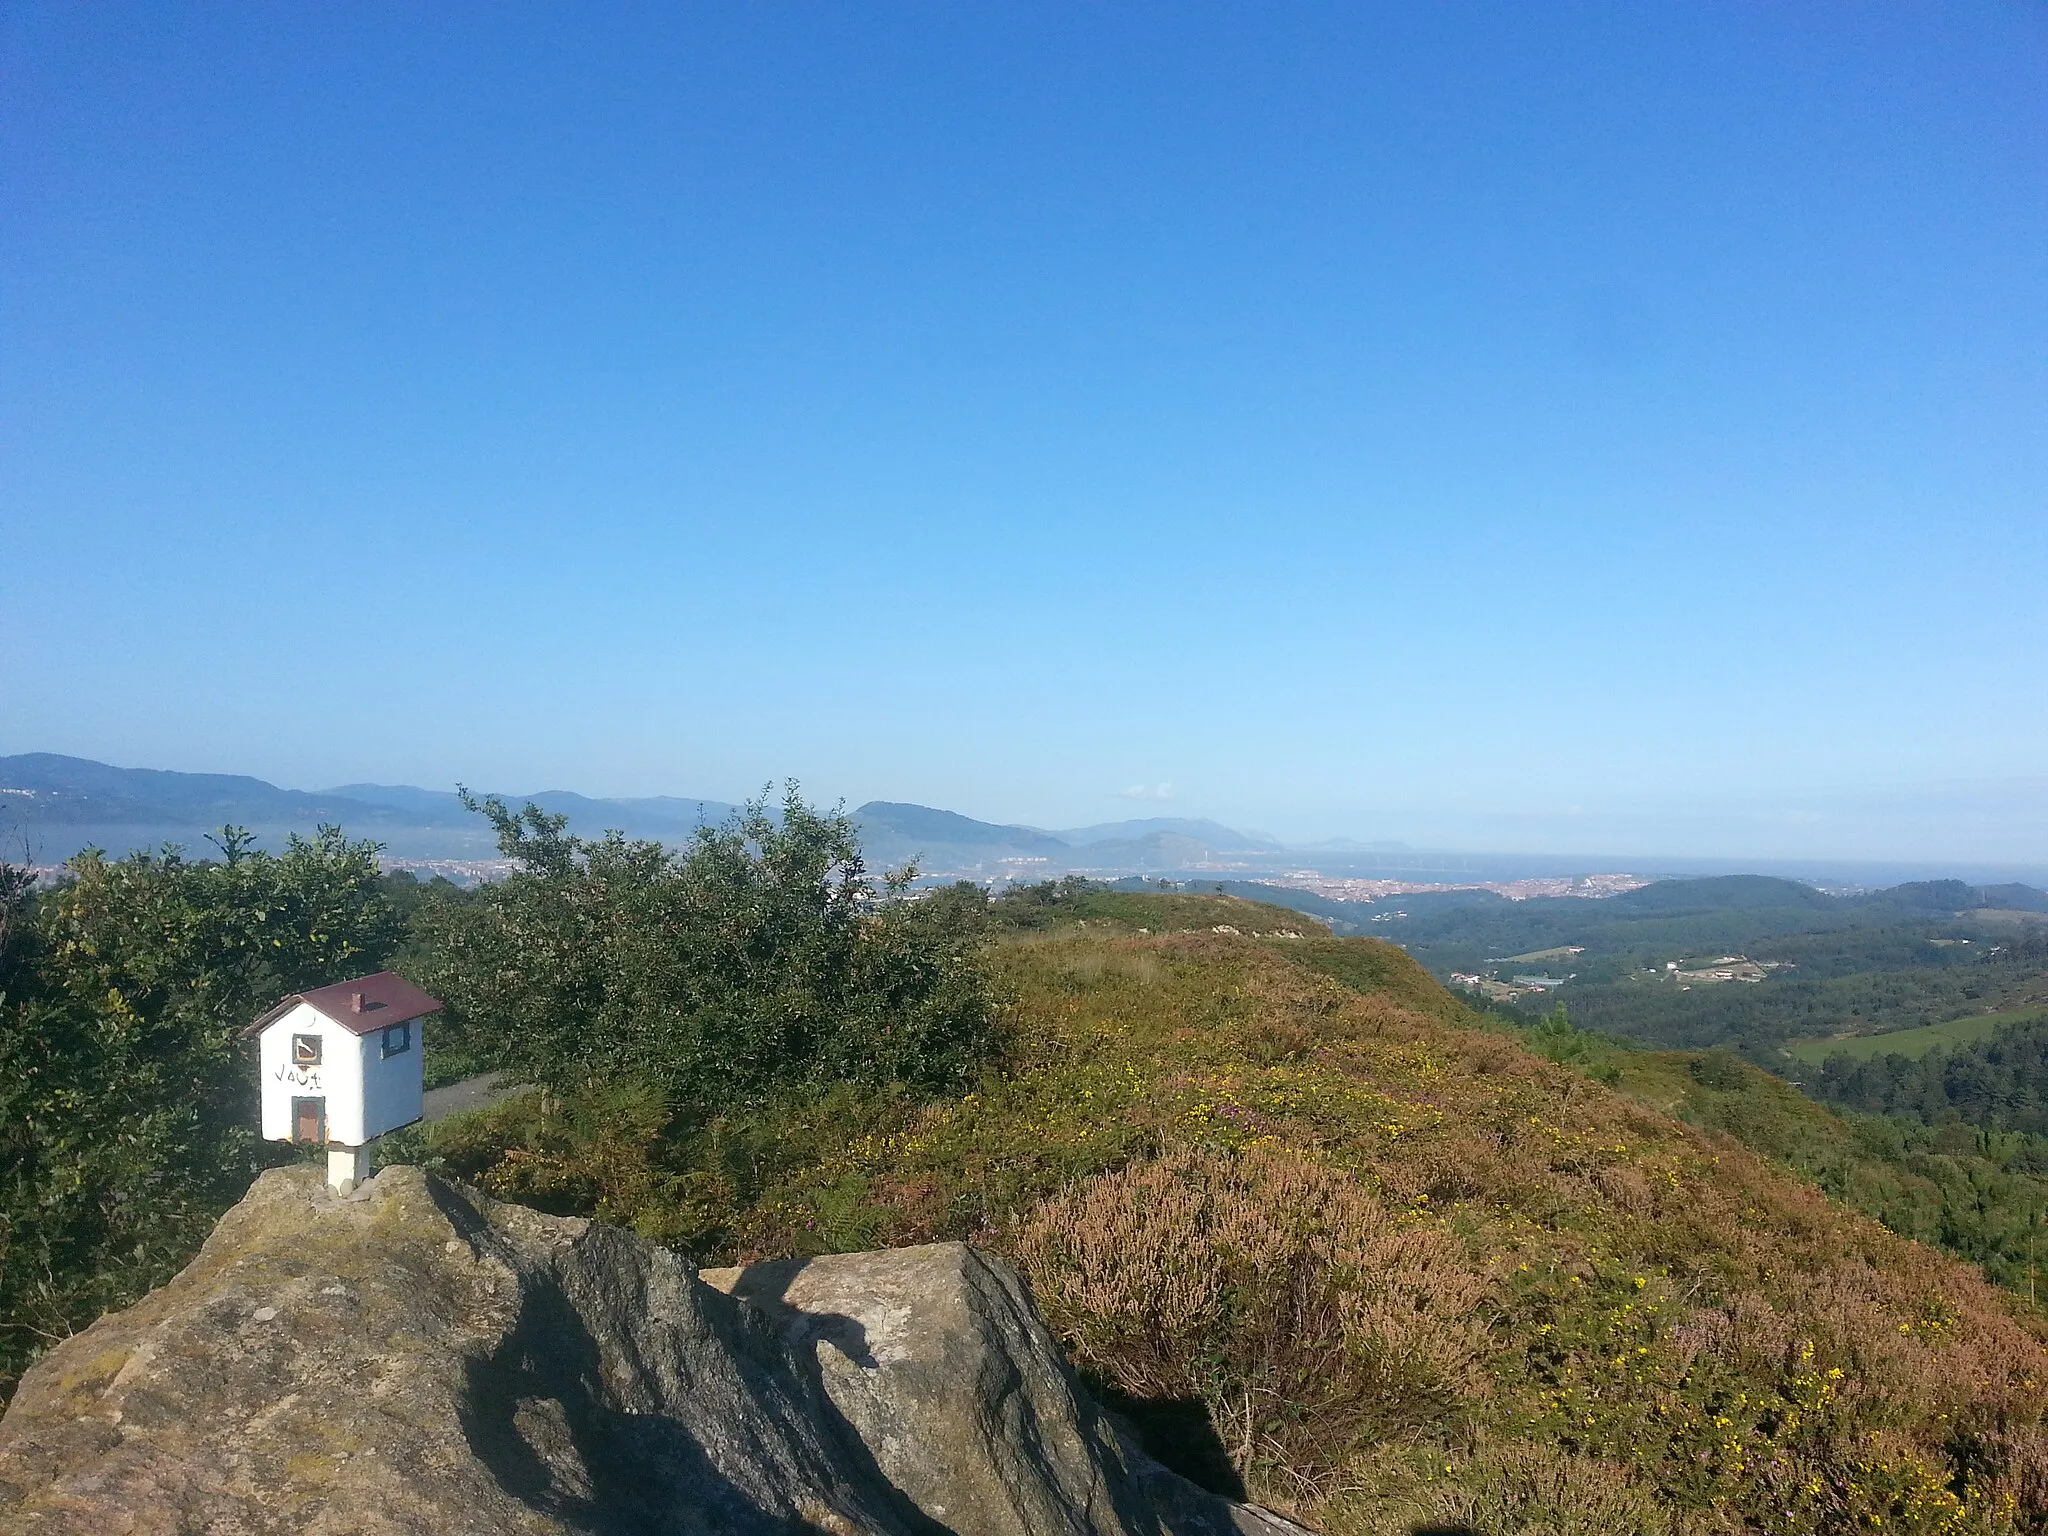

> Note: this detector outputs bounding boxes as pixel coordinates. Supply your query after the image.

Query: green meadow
[1784,1006,2048,1065]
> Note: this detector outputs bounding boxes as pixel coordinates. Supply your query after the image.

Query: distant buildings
[1269,873,1648,903]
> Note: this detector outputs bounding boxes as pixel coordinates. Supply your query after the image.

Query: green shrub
[408,787,1000,1111]
[0,829,397,1396]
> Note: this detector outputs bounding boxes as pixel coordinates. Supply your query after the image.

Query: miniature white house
[244,971,443,1191]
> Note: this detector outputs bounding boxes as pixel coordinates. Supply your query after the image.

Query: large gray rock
[701,1246,1299,1536]
[0,1167,1303,1536]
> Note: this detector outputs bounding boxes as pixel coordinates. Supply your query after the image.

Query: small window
[381,1021,411,1058]
[293,1033,322,1066]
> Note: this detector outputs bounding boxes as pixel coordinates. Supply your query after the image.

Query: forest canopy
[1813,1006,2048,1138]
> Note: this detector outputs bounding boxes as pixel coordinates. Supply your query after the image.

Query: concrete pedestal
[327,1144,372,1194]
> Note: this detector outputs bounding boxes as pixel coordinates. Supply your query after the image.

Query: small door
[292,1096,326,1144]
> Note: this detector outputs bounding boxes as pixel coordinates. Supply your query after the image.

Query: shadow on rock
[713,1258,956,1536]
[461,1272,785,1534]
[1087,1389,1247,1504]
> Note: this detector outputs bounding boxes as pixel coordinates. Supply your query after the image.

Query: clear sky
[4,3,2045,862]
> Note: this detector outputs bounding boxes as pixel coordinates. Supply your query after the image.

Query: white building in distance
[243,971,443,1192]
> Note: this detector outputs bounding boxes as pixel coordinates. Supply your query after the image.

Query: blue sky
[4,3,2045,862]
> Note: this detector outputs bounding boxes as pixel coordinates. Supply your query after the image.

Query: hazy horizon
[4,748,2045,878]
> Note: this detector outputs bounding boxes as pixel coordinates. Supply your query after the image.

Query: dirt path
[421,1070,528,1123]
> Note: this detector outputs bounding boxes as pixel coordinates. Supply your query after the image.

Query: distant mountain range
[848,803,1290,875]
[0,754,737,863]
[0,755,1290,877]
[1051,817,1285,851]
[12,754,2048,894]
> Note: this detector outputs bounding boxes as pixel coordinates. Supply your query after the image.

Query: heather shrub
[1380,1441,1697,1536]
[1016,1144,1489,1494]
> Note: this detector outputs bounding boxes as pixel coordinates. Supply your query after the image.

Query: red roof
[243,971,444,1038]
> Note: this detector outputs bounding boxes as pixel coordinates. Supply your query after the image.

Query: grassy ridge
[427,896,2048,1534]
[990,883,1330,937]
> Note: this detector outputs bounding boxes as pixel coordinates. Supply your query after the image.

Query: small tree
[1526,1003,1620,1082]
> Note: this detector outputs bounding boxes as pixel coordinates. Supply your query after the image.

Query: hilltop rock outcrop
[0,1166,1301,1536]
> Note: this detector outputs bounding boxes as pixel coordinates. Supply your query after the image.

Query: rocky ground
[0,1165,1303,1536]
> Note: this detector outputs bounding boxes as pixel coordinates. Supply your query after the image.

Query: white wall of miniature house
[257,1001,424,1147]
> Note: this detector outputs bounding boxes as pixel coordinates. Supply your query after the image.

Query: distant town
[1267,871,1650,903]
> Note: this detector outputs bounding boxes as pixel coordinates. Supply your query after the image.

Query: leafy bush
[0,828,396,1395]
[409,787,1000,1108]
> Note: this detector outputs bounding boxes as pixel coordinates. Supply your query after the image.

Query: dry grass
[1050,946,1165,989]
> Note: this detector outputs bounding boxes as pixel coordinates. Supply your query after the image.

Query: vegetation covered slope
[989,878,1327,937]
[428,893,2048,1536]
[1601,1044,2048,1295]
[12,810,2048,1536]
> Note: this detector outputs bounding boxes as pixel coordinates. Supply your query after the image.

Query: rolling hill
[422,891,2048,1534]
